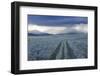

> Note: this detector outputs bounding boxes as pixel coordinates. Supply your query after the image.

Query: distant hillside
[28,33,52,36]
[56,32,87,36]
[28,30,53,36]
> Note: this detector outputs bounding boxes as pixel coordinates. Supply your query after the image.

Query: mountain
[56,30,87,35]
[28,30,52,36]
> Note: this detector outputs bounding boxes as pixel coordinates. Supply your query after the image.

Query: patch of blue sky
[28,15,88,26]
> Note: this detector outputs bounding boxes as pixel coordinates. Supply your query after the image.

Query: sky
[28,15,88,34]
[28,15,88,25]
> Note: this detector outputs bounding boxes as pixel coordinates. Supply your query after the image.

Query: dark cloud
[28,15,88,26]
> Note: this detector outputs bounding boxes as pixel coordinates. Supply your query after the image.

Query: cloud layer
[28,24,88,34]
[28,15,88,25]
